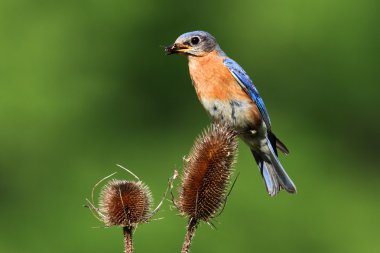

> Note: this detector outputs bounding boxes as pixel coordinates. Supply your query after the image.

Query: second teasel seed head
[99,179,153,227]
[85,168,177,253]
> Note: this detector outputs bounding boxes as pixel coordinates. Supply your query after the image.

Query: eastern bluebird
[166,31,296,196]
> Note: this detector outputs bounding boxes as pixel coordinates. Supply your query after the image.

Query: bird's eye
[191,37,200,45]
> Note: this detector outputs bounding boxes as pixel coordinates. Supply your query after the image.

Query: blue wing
[223,58,271,129]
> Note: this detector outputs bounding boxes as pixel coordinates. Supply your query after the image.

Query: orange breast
[188,51,250,101]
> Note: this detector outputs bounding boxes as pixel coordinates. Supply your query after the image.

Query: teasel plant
[172,123,239,253]
[85,165,177,253]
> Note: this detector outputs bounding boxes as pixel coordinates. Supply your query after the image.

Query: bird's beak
[165,43,191,55]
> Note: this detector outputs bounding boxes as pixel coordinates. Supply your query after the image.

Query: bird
[165,31,296,197]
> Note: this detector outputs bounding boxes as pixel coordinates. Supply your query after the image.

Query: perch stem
[181,218,199,253]
[123,226,134,253]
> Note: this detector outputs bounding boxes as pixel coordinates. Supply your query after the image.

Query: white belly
[200,98,253,130]
[200,98,268,154]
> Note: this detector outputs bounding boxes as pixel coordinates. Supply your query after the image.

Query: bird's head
[165,31,219,57]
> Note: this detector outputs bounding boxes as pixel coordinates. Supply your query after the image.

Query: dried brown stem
[123,226,134,253]
[181,218,199,253]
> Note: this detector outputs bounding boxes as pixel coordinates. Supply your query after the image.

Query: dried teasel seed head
[99,179,152,227]
[179,123,238,221]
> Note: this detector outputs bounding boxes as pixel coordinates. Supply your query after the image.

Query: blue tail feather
[251,138,296,196]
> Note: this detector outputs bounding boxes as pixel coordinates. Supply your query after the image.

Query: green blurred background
[1,0,379,252]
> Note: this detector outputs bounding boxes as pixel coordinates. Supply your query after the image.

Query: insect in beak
[165,43,191,55]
